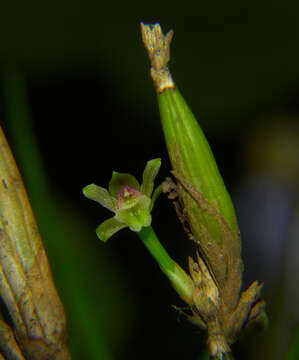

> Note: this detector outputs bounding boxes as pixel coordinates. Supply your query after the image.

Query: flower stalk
[137,226,194,304]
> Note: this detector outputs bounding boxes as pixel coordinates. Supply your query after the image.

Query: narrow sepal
[83,184,117,212]
[150,184,163,211]
[108,172,140,198]
[96,218,127,242]
[140,158,161,197]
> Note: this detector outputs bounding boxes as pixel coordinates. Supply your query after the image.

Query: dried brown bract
[0,126,71,360]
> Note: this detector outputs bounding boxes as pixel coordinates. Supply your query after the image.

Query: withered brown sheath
[0,125,71,360]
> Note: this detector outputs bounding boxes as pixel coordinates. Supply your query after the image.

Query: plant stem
[137,226,174,272]
[137,226,194,304]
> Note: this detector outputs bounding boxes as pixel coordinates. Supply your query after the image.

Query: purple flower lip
[117,186,141,208]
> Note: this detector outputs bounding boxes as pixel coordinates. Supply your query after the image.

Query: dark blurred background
[0,1,299,359]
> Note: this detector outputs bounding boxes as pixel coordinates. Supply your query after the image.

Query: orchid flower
[83,159,161,242]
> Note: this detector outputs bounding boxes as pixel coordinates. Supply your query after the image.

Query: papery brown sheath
[0,125,71,360]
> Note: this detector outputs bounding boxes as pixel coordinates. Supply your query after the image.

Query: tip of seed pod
[140,21,175,93]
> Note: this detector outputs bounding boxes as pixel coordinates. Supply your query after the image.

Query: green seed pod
[141,23,265,358]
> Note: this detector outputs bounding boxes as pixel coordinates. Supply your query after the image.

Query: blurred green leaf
[287,327,299,359]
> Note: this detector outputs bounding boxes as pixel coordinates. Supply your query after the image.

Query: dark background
[1,1,299,359]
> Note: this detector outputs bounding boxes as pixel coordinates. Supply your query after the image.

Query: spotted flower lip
[83,158,161,242]
[116,186,142,209]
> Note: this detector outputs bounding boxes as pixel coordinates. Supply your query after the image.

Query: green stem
[138,226,174,272]
[137,226,194,304]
